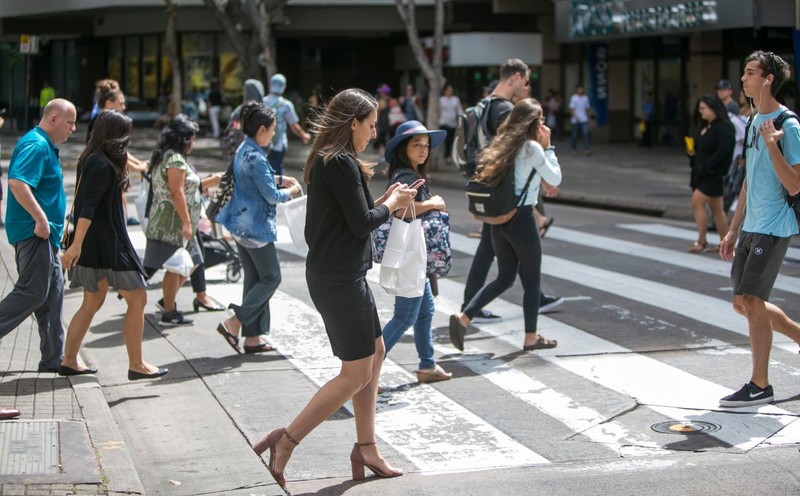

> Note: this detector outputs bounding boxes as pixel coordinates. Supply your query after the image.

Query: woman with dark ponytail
[60,110,168,380]
[215,101,302,354]
[143,114,219,326]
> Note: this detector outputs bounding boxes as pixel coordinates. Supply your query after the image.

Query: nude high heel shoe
[252,428,299,489]
[349,441,403,481]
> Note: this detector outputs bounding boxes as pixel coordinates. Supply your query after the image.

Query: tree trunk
[395,0,445,167]
[165,0,182,117]
[202,0,260,80]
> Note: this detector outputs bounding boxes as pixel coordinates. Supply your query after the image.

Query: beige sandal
[416,364,452,384]
[688,241,707,254]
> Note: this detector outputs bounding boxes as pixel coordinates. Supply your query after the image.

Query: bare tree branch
[164,0,182,116]
[395,0,446,166]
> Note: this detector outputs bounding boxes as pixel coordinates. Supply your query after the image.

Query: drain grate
[0,421,60,475]
[651,420,721,435]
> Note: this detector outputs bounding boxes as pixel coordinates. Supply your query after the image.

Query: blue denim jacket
[216,137,291,243]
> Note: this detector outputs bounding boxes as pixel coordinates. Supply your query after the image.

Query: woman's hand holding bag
[379,202,427,297]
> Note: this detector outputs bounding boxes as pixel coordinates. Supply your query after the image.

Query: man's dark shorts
[731,232,791,301]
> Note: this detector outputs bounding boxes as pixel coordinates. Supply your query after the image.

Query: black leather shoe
[58,365,98,376]
[38,366,59,373]
[128,368,168,381]
[193,297,225,312]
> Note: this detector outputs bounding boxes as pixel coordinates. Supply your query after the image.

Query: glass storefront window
[217,34,242,101]
[125,37,140,98]
[108,38,122,84]
[143,35,158,101]
[182,33,212,97]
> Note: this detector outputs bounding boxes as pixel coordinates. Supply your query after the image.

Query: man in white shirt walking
[569,84,592,155]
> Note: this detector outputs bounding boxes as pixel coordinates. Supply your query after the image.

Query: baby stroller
[199,230,242,283]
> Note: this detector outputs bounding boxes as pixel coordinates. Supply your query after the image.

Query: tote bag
[279,194,308,251]
[379,206,427,297]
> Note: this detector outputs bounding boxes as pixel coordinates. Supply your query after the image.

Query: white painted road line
[546,225,800,295]
[267,291,549,473]
[619,223,800,261]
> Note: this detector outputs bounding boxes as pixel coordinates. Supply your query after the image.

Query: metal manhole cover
[651,420,721,435]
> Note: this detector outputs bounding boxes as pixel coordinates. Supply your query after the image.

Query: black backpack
[453,96,495,178]
[465,164,537,225]
[741,109,800,227]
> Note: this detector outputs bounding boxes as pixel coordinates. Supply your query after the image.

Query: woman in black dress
[251,88,416,491]
[60,111,167,380]
[687,95,735,253]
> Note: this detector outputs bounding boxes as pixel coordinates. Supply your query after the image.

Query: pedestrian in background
[215,102,302,355]
[222,79,265,162]
[381,120,452,384]
[0,99,76,377]
[38,81,56,119]
[263,73,311,176]
[252,88,415,491]
[439,83,462,165]
[716,79,741,115]
[90,79,119,120]
[451,98,562,352]
[569,84,592,155]
[718,50,800,407]
[640,92,655,147]
[60,110,168,381]
[545,88,562,142]
[686,95,734,253]
[208,79,223,139]
[143,115,205,326]
[374,84,392,156]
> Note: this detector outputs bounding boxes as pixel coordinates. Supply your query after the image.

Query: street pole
[24,53,30,130]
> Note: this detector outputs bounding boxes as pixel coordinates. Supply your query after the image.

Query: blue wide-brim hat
[384,120,447,162]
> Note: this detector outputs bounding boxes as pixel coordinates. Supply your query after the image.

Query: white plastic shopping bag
[379,210,426,297]
[280,194,308,251]
[162,245,194,278]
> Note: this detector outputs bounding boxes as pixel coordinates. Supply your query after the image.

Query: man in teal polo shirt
[0,99,75,384]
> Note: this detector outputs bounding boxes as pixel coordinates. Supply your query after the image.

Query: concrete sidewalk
[0,124,695,494]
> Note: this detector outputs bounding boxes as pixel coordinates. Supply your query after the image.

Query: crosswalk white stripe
[545,226,800,295]
[618,223,800,261]
[423,278,800,452]
[262,291,550,473]
[449,232,794,345]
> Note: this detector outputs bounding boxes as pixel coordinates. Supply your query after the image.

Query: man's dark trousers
[0,236,64,371]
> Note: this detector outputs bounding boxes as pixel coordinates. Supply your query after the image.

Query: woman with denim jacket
[215,102,301,354]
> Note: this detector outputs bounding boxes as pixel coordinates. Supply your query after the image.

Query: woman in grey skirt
[60,110,168,380]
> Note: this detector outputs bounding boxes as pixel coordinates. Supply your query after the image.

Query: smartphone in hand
[409,178,425,190]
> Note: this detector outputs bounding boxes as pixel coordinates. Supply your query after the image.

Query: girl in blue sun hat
[380,120,453,384]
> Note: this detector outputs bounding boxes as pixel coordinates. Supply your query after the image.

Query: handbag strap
[61,170,85,246]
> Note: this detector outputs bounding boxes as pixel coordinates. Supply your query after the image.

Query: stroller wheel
[226,262,241,283]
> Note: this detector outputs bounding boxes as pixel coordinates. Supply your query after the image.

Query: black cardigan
[75,154,145,274]
[305,153,390,273]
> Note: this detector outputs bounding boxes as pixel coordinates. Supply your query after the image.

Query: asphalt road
[60,176,800,496]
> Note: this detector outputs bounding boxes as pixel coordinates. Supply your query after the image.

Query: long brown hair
[475,98,543,187]
[303,88,377,184]
[77,110,132,190]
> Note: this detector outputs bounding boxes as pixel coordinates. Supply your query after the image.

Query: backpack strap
[480,96,496,139]
[741,113,756,166]
[515,162,539,208]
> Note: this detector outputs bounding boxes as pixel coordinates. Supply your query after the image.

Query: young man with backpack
[458,58,563,323]
[718,51,800,407]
